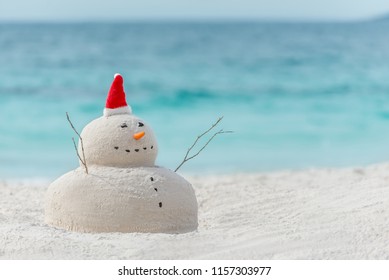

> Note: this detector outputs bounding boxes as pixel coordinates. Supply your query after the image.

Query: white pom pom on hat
[103,73,132,117]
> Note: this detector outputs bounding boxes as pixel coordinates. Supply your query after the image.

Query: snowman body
[45,74,198,233]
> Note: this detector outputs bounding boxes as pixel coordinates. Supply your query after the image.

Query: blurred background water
[2,21,389,179]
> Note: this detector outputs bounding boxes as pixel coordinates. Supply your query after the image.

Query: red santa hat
[103,73,132,117]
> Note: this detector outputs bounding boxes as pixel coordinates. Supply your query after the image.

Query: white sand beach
[1,163,389,260]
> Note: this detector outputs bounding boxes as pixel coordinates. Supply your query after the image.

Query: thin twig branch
[66,112,88,174]
[174,116,233,172]
[71,137,85,165]
[182,116,223,162]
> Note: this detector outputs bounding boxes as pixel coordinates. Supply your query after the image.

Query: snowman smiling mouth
[113,145,154,153]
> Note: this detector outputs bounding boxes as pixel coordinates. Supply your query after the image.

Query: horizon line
[0,13,388,24]
[0,18,383,25]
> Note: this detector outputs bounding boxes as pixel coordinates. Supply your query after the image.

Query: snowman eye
[120,123,128,128]
[138,122,144,127]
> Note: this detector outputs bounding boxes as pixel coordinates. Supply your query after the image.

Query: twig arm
[71,137,85,164]
[182,116,224,161]
[66,112,82,139]
[66,112,89,174]
[174,117,232,172]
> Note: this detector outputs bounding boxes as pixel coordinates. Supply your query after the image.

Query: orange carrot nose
[133,131,145,140]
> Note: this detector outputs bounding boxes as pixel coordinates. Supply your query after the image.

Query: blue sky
[1,0,389,21]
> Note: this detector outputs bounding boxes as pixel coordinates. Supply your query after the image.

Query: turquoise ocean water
[2,21,389,179]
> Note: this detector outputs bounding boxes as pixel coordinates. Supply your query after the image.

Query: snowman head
[79,74,158,168]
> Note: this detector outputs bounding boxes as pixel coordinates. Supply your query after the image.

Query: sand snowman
[45,74,198,233]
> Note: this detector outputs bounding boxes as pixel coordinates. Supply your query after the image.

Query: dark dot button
[159,202,162,208]
[114,147,119,150]
[135,149,139,152]
[125,149,130,153]
[150,177,154,181]
[143,147,147,150]
[151,146,154,149]
[154,188,158,192]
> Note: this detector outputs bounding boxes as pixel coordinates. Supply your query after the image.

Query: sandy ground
[1,163,389,260]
